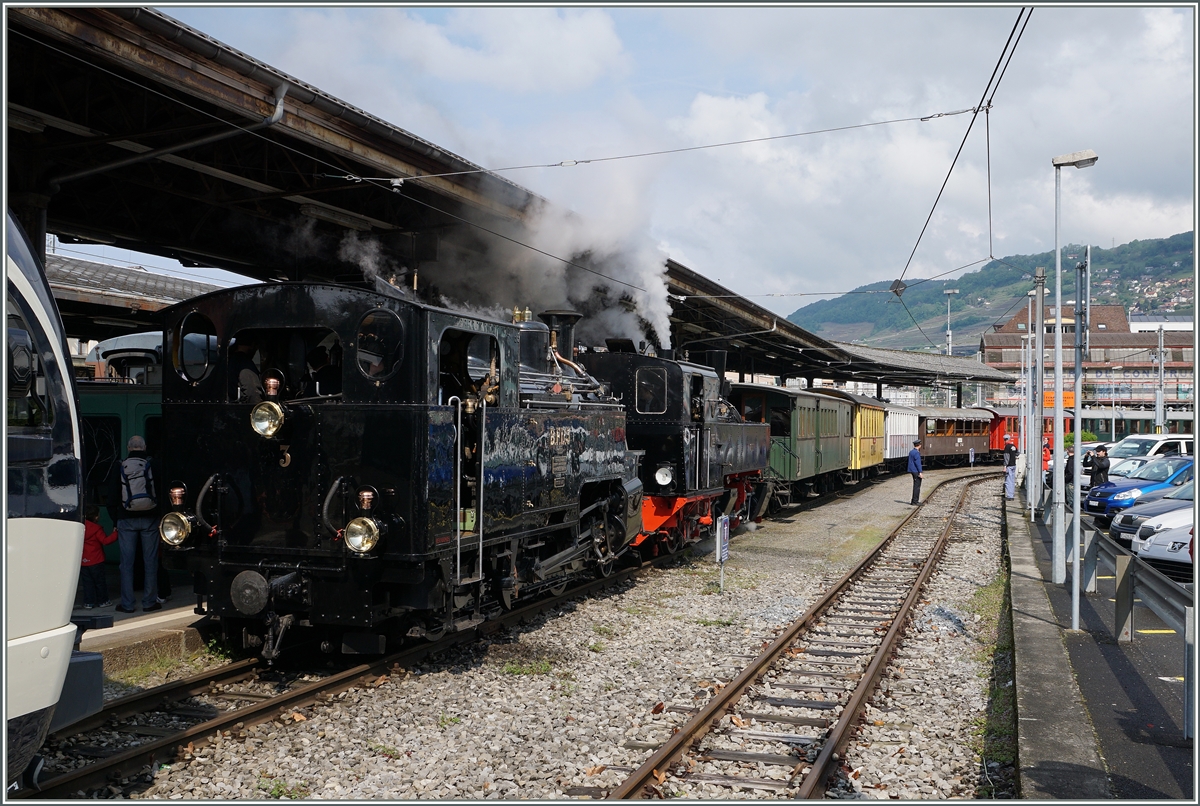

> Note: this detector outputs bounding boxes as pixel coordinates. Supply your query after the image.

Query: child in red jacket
[80,505,118,609]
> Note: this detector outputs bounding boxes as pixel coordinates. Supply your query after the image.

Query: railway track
[603,472,998,799]
[18,554,679,800]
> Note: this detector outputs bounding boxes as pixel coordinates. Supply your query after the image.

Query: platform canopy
[9,7,1011,389]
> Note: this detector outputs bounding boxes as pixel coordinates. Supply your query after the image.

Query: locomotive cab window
[172,312,218,384]
[439,329,500,405]
[357,309,404,380]
[229,326,342,401]
[635,368,667,415]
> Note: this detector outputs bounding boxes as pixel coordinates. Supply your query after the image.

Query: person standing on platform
[79,505,117,609]
[1003,434,1018,500]
[908,440,924,505]
[108,435,162,614]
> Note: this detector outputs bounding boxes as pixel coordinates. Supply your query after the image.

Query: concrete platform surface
[1009,493,1194,800]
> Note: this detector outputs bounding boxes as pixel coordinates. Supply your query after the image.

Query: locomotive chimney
[538,310,583,355]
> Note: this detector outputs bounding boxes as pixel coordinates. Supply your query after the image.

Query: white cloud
[364,8,628,93]
[158,5,1195,325]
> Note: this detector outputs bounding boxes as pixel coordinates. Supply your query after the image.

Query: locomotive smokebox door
[232,570,270,615]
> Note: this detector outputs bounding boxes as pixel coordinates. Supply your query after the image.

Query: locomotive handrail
[320,476,346,538]
[448,396,462,585]
[194,473,219,533]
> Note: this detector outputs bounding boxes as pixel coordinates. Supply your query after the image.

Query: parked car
[1129,503,1194,554]
[1108,481,1194,549]
[1084,456,1195,525]
[1106,434,1193,461]
[1108,456,1154,480]
[1137,525,1193,585]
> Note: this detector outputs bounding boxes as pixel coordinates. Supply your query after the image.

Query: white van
[1107,434,1193,461]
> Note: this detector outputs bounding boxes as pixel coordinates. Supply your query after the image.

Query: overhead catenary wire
[896,7,1032,286]
[325,107,979,185]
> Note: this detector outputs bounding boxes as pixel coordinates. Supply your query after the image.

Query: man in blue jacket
[908,439,923,505]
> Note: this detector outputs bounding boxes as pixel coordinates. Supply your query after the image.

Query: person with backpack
[107,435,162,613]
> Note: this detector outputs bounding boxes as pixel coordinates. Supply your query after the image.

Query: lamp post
[1051,149,1098,585]
[944,289,959,407]
[1155,325,1166,433]
[1025,291,1036,504]
[1032,269,1046,522]
[1110,365,1124,441]
[1071,245,1090,631]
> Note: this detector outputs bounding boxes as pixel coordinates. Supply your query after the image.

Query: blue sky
[92,5,1196,318]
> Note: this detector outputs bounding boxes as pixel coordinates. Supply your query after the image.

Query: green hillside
[788,233,1194,351]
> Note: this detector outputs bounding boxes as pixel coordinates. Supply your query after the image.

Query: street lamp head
[1052,149,1098,169]
[944,288,959,295]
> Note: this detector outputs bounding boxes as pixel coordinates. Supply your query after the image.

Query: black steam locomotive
[158,278,777,659]
[158,283,642,658]
[584,345,771,555]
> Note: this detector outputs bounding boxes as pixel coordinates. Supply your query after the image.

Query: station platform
[71,565,208,675]
[1007,493,1194,800]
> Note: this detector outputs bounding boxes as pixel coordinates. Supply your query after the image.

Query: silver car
[1137,524,1193,585]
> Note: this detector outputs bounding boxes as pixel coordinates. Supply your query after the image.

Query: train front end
[159,283,429,659]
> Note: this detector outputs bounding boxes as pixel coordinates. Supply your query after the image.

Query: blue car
[1085,456,1194,524]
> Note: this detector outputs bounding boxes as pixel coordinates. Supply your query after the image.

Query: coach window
[174,312,217,384]
[357,309,404,380]
[770,406,790,437]
[635,368,667,414]
[741,395,764,423]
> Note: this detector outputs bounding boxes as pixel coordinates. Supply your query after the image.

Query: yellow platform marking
[1098,575,1115,580]
[1137,629,1176,634]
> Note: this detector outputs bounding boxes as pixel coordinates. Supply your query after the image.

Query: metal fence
[1082,528,1194,738]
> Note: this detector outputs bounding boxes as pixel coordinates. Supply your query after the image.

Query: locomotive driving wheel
[664,530,683,555]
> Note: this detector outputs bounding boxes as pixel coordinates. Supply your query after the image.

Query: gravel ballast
[131,468,1003,800]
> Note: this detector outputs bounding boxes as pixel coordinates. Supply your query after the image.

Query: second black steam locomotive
[158,282,768,659]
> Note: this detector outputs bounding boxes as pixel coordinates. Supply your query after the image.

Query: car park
[1137,525,1193,585]
[1128,502,1194,554]
[1084,456,1194,524]
[1108,481,1194,549]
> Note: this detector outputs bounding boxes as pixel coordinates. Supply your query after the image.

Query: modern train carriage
[157,284,642,659]
[727,383,852,508]
[913,406,994,466]
[817,389,886,480]
[5,210,89,785]
[582,346,770,555]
